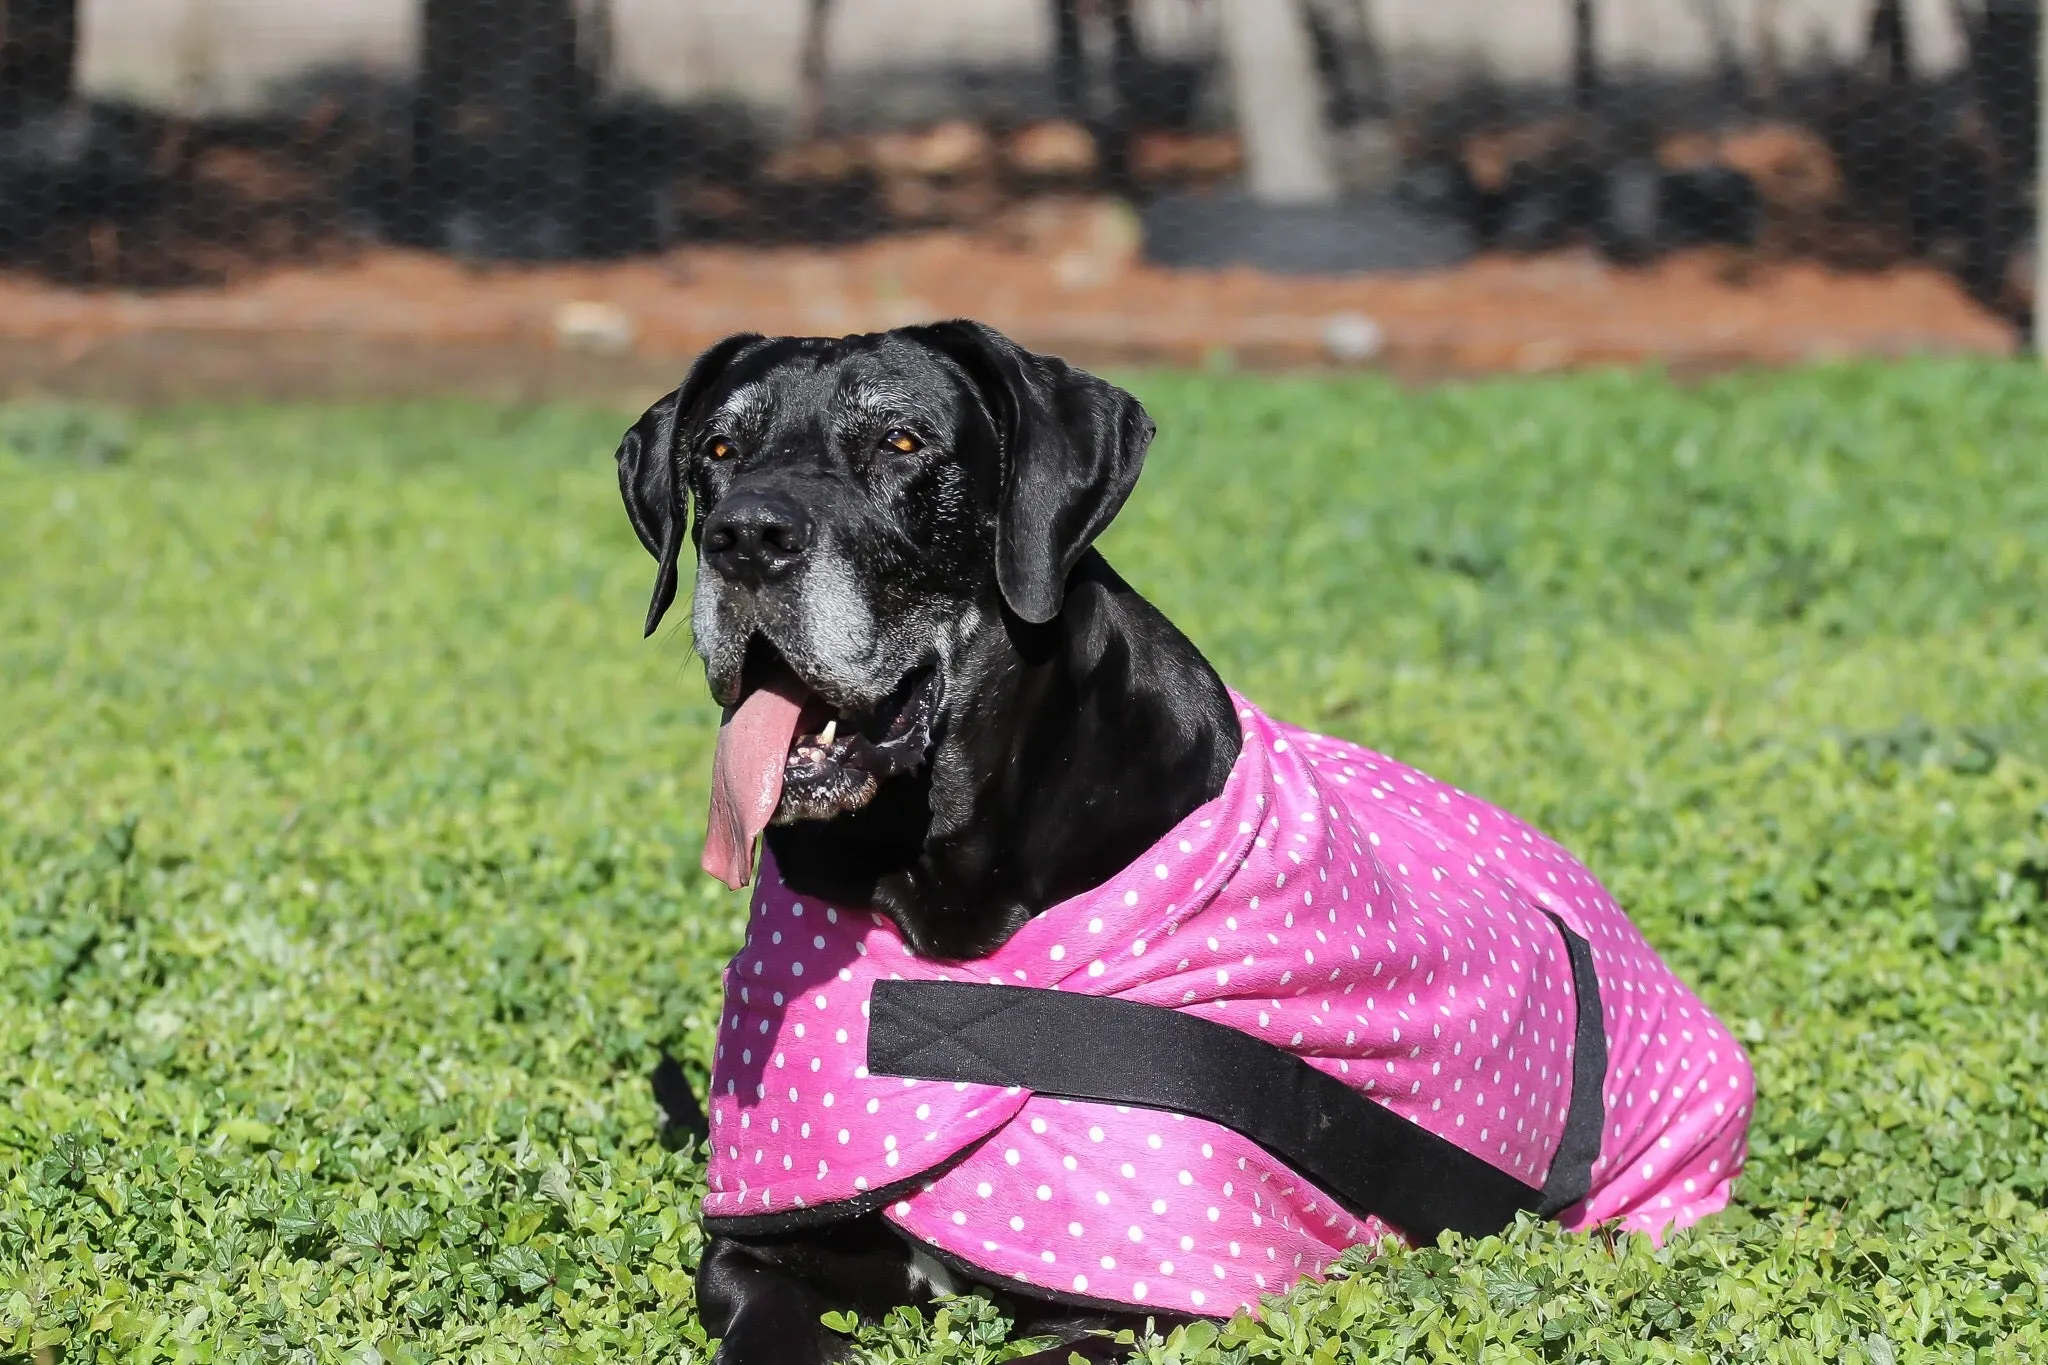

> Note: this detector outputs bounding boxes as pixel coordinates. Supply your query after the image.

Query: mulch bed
[0,219,2018,402]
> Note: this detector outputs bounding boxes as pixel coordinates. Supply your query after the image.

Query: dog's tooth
[818,719,837,746]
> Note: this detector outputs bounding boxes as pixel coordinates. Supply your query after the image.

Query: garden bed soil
[0,219,2017,402]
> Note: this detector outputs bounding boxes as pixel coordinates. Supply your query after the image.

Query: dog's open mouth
[702,638,937,888]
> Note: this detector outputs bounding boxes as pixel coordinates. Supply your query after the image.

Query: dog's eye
[709,438,737,461]
[882,429,921,455]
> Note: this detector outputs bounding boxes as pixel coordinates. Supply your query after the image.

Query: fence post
[0,0,80,122]
[2038,0,2048,359]
[797,0,834,141]
[416,0,590,259]
[1572,0,1599,109]
[1218,0,1339,204]
[1754,0,1781,107]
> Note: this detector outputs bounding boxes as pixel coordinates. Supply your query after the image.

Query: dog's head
[615,322,1155,872]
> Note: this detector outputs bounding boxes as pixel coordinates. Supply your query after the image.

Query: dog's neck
[763,551,1241,960]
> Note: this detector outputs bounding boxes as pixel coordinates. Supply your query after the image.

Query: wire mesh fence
[0,0,2036,380]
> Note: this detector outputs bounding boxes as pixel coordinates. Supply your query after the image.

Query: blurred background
[0,0,2036,397]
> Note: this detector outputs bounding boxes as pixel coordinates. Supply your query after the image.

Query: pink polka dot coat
[703,696,1754,1317]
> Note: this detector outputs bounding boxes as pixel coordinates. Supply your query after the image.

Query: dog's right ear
[908,319,1155,625]
[616,333,761,637]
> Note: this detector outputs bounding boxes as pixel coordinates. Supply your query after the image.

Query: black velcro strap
[1536,915,1608,1216]
[868,914,1609,1244]
[869,980,1539,1242]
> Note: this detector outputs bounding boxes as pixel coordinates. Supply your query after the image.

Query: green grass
[4,360,2048,1365]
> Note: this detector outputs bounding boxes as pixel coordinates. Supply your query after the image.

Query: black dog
[616,322,1234,1362]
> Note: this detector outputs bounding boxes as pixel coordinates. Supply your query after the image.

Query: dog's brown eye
[709,438,736,460]
[883,429,921,455]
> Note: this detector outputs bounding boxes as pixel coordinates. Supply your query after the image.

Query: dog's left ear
[911,319,1155,625]
[616,332,761,637]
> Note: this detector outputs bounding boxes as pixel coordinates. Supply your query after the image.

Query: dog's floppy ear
[616,333,761,637]
[911,319,1155,624]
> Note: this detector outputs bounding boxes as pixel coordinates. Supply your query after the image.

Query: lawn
[3,360,2047,1365]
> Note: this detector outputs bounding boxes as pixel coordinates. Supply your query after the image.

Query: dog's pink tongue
[703,665,810,889]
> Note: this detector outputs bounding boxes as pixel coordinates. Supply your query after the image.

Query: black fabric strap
[1536,915,1608,1217]
[868,915,1607,1243]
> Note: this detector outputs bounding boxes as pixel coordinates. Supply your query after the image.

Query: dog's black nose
[703,489,814,586]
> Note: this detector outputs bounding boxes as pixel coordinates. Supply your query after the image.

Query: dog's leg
[650,1052,709,1145]
[696,1236,848,1365]
[696,1221,924,1365]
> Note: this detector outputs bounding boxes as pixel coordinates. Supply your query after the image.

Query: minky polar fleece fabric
[703,695,1756,1316]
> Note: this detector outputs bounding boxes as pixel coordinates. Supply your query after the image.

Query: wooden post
[1572,0,1598,110]
[1754,0,1781,107]
[1052,0,1086,121]
[797,0,834,141]
[1102,0,1142,190]
[1217,0,1339,205]
[1867,0,1910,85]
[2037,0,2048,359]
[416,0,590,257]
[0,0,79,122]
